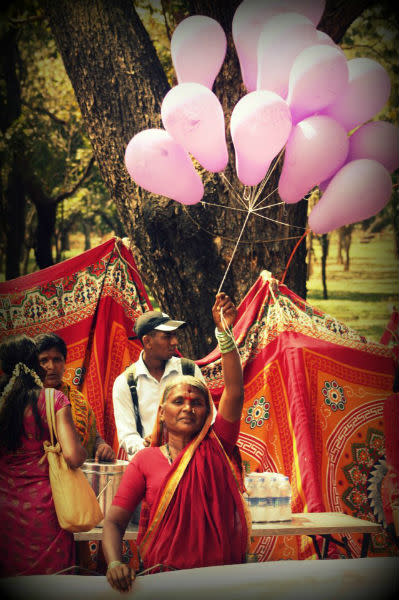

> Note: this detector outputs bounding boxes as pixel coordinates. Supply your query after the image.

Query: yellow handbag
[41,388,103,532]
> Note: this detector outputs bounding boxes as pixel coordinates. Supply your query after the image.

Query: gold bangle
[107,560,123,571]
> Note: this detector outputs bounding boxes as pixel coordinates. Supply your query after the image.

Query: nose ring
[191,408,195,414]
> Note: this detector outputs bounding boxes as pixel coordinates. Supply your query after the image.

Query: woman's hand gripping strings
[212,293,244,423]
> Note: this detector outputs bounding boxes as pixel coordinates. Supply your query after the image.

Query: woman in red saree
[0,335,87,576]
[103,293,251,593]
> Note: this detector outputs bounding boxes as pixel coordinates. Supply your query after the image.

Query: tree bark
[44,0,376,357]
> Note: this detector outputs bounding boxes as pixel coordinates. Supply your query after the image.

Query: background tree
[43,0,393,358]
[2,1,396,357]
[0,1,112,275]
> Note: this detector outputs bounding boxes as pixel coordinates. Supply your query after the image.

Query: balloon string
[251,211,308,229]
[200,201,250,213]
[254,201,284,211]
[219,172,249,209]
[217,208,252,295]
[252,147,286,210]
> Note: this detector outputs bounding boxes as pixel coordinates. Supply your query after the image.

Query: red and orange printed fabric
[199,272,397,561]
[1,247,397,564]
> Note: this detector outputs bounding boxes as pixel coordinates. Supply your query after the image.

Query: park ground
[2,226,397,345]
[64,225,398,345]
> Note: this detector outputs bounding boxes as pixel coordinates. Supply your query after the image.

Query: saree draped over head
[0,389,75,576]
[137,393,251,572]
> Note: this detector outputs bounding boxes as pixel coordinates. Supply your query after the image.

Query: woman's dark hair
[35,332,67,360]
[0,335,44,451]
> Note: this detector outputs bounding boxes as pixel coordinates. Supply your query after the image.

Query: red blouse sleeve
[213,412,240,455]
[112,455,146,514]
[54,388,71,411]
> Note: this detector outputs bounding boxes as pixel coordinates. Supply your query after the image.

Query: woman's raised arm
[212,293,244,422]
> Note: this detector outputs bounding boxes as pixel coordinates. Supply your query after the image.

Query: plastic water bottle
[245,474,259,521]
[256,475,268,522]
[279,476,292,521]
[269,473,280,521]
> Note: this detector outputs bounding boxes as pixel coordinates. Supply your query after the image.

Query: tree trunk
[82,219,91,251]
[44,0,375,357]
[5,154,26,279]
[321,234,329,300]
[34,202,56,269]
[1,27,25,280]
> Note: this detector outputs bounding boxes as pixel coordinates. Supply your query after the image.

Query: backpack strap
[180,357,196,377]
[125,364,143,438]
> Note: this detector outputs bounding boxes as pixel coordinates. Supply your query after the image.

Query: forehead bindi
[170,385,205,401]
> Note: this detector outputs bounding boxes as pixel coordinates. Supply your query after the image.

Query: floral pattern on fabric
[245,397,270,429]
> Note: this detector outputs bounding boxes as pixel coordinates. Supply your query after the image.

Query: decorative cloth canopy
[1,248,397,563]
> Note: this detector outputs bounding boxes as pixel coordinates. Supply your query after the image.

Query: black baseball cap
[129,310,186,340]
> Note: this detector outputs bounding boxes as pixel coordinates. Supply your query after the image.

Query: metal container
[82,459,128,526]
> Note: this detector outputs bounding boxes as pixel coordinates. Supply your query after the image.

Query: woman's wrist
[107,560,123,571]
[215,327,236,354]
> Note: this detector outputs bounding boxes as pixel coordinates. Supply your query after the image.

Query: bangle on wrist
[107,560,123,571]
[215,327,236,354]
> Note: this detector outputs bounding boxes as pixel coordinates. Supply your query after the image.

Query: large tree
[43,0,382,357]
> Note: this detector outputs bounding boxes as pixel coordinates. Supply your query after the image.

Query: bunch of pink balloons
[124,0,397,233]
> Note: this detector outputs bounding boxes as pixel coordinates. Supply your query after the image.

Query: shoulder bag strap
[126,366,144,438]
[44,388,57,445]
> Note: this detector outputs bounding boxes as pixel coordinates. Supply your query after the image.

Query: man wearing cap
[112,310,205,460]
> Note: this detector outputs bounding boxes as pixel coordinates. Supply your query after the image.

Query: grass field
[2,227,398,344]
[306,227,398,342]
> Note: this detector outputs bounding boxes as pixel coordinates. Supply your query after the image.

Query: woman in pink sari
[0,335,87,576]
[103,293,251,593]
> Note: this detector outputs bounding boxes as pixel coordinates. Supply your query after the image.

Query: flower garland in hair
[0,362,43,411]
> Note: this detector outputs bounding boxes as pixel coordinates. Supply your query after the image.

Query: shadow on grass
[307,290,396,302]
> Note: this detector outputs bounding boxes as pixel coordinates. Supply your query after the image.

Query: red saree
[0,389,75,576]
[138,400,251,571]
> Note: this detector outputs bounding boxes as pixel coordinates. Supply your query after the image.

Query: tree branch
[55,156,95,203]
[21,99,67,126]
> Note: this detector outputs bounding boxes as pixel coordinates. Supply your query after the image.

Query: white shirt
[112,352,205,458]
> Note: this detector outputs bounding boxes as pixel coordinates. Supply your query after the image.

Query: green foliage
[342,4,398,125]
[134,0,189,85]
[0,1,113,276]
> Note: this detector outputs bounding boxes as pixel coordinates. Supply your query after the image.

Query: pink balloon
[232,0,325,92]
[231,90,292,186]
[257,12,319,98]
[309,159,392,233]
[348,121,399,173]
[322,58,391,131]
[125,129,204,205]
[287,44,349,124]
[171,16,227,89]
[161,83,228,173]
[316,30,338,48]
[279,115,349,204]
[280,0,325,25]
[232,0,285,92]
